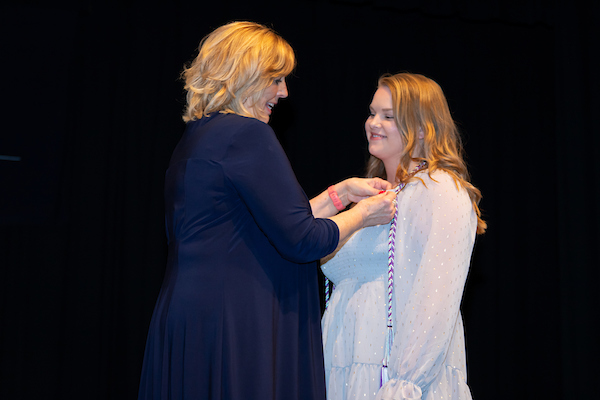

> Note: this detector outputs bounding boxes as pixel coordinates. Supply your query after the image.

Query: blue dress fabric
[138,113,339,400]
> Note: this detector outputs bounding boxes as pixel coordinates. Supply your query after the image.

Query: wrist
[334,180,351,205]
[327,185,345,211]
[353,201,367,228]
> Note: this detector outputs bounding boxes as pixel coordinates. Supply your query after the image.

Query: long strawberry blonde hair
[366,73,487,234]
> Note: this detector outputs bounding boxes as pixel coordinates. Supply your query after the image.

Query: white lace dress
[321,170,477,400]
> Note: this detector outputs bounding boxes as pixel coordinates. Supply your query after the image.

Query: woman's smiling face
[247,77,288,123]
[365,86,404,165]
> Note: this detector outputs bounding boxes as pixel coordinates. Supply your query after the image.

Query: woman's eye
[274,78,283,84]
[385,115,395,120]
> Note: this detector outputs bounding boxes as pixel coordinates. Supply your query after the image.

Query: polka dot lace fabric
[321,170,477,400]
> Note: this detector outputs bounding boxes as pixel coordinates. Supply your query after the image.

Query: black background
[1,0,598,399]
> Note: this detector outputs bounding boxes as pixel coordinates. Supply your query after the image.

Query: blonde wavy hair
[182,21,296,122]
[366,73,487,234]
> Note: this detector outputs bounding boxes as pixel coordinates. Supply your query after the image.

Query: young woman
[321,73,486,400]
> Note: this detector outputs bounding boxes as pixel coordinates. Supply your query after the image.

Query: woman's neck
[385,159,421,185]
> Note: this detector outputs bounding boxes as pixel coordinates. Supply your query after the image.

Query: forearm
[327,206,365,249]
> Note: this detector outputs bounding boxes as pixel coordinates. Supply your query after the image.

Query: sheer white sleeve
[376,171,477,399]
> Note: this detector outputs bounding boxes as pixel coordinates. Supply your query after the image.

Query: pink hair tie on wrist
[327,186,345,211]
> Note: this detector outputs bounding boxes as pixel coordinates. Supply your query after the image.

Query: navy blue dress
[138,113,339,400]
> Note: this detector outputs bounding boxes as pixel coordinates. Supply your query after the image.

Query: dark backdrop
[1,1,598,399]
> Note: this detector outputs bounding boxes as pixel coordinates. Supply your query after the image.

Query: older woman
[137,22,396,400]
[321,73,486,400]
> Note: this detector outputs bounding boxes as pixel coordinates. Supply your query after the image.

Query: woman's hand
[310,177,392,219]
[353,190,396,227]
[338,177,393,203]
[328,190,396,247]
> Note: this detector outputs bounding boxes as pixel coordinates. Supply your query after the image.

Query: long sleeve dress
[321,170,477,400]
[138,113,339,400]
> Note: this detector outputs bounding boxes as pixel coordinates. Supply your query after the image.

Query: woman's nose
[278,81,288,98]
[370,115,381,128]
